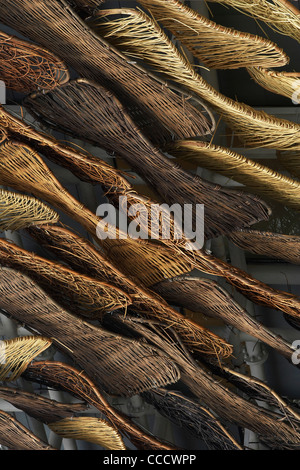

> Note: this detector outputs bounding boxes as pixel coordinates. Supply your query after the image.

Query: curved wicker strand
[114,0,289,69]
[207,0,300,42]
[90,7,300,151]
[0,336,52,382]
[167,140,300,211]
[0,30,69,93]
[22,360,178,450]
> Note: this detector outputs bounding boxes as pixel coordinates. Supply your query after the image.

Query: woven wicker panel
[0,188,59,231]
[0,386,87,423]
[0,30,69,93]
[0,139,193,287]
[27,224,233,360]
[93,3,288,69]
[0,238,132,319]
[89,6,300,152]
[167,140,300,212]
[103,314,300,450]
[0,410,55,450]
[0,336,52,382]
[229,229,300,265]
[0,268,181,397]
[24,79,272,240]
[248,67,300,101]
[143,388,243,450]
[49,417,127,450]
[153,277,295,362]
[23,360,177,450]
[0,0,212,147]
[207,0,300,42]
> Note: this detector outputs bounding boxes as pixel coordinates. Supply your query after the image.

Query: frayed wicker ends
[48,417,127,450]
[207,0,300,43]
[26,224,233,360]
[24,79,272,239]
[228,229,300,265]
[115,1,289,69]
[0,30,69,93]
[167,140,300,211]
[22,360,178,450]
[0,336,52,382]
[92,6,300,152]
[0,268,181,397]
[248,67,300,101]
[0,0,213,147]
[0,410,55,450]
[0,188,59,231]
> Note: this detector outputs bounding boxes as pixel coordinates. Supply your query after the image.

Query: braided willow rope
[153,276,295,362]
[143,388,243,450]
[248,67,300,101]
[105,0,289,69]
[49,417,127,450]
[104,314,300,450]
[228,229,300,265]
[22,360,178,450]
[0,268,181,397]
[0,238,132,319]
[0,0,213,148]
[27,224,233,360]
[0,336,52,382]
[0,139,193,287]
[0,30,69,93]
[0,386,87,423]
[167,140,300,211]
[207,0,300,42]
[90,7,300,151]
[24,79,272,239]
[0,188,59,231]
[0,410,55,450]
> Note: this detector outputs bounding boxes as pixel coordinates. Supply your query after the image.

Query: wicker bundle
[99,1,289,70]
[153,276,295,362]
[143,388,243,450]
[49,417,127,450]
[0,0,212,148]
[24,79,272,239]
[0,268,181,397]
[103,314,300,450]
[90,7,300,151]
[0,139,193,287]
[0,30,69,94]
[22,360,178,450]
[0,239,132,319]
[0,410,55,450]
[0,386,87,423]
[27,224,233,360]
[228,229,300,265]
[207,0,300,43]
[0,336,52,382]
[167,140,300,211]
[0,188,59,231]
[248,67,300,101]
